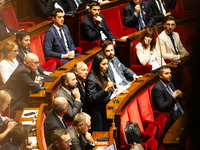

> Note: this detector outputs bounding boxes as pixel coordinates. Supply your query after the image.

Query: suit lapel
[158,80,173,97]
[164,31,176,54]
[53,26,67,52]
[140,2,146,24]
[52,111,66,129]
[62,26,70,50]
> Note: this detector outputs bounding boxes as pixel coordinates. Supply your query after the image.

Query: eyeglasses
[64,138,72,144]
[30,61,40,65]
[82,123,91,129]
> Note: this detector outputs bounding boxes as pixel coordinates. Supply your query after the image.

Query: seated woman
[85,53,113,132]
[136,28,166,74]
[0,41,19,84]
[0,90,17,145]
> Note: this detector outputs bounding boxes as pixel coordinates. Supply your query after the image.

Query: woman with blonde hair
[136,28,166,74]
[0,41,19,84]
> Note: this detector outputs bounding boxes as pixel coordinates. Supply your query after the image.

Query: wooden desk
[92,131,109,148]
[163,112,189,150]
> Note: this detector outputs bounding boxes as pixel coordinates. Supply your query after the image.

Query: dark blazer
[16,47,45,74]
[124,1,155,31]
[107,56,135,86]
[54,86,83,122]
[76,80,86,104]
[44,24,76,64]
[0,15,18,42]
[71,0,85,10]
[81,13,116,43]
[67,125,95,150]
[0,64,41,111]
[147,0,177,22]
[152,80,177,117]
[0,142,19,150]
[44,110,68,147]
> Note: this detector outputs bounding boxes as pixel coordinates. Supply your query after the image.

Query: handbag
[124,121,142,145]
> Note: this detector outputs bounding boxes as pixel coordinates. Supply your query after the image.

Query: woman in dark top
[85,53,113,132]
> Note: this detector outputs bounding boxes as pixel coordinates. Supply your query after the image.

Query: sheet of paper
[29,136,37,148]
[121,36,128,39]
[22,110,38,118]
[22,121,36,125]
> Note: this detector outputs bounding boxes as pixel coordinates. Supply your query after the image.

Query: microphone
[104,73,111,82]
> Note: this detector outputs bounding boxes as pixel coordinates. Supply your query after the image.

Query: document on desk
[22,110,39,118]
[29,136,38,149]
[110,82,132,99]
[22,121,36,125]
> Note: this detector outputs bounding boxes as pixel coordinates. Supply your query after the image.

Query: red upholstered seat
[120,99,158,150]
[40,113,47,150]
[131,40,152,75]
[1,6,35,30]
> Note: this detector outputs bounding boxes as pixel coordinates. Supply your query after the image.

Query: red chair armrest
[45,57,62,67]
[18,22,35,27]
[153,110,171,128]
[123,26,137,32]
[75,47,82,54]
[131,65,152,75]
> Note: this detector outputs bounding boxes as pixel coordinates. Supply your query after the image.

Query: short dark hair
[102,40,113,52]
[11,125,29,146]
[51,128,69,143]
[60,72,74,86]
[89,1,100,9]
[52,8,63,18]
[158,66,170,75]
[163,15,175,24]
[16,30,31,44]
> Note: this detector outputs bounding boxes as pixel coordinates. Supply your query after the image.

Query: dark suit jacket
[0,142,19,150]
[54,86,83,122]
[0,15,18,42]
[44,24,76,61]
[147,0,177,23]
[16,47,45,74]
[81,13,116,43]
[108,56,135,86]
[76,80,86,104]
[67,125,95,150]
[152,80,177,117]
[0,64,41,111]
[71,0,85,10]
[44,110,68,147]
[85,72,113,112]
[124,1,155,31]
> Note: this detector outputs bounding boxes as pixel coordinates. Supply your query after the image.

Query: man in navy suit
[44,8,78,65]
[152,66,184,126]
[124,0,155,31]
[44,97,69,147]
[81,1,116,45]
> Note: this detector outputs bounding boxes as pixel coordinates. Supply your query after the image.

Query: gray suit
[67,125,95,150]
[54,86,83,122]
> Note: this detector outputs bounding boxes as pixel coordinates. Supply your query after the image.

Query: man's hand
[166,12,171,16]
[180,53,189,59]
[133,74,142,81]
[112,39,116,45]
[34,76,43,85]
[172,89,183,98]
[26,141,33,150]
[94,16,102,26]
[63,50,75,59]
[105,81,113,92]
[71,88,80,100]
[7,121,18,131]
[116,85,128,94]
[4,116,13,124]
[135,4,140,14]
[43,71,52,76]
[85,132,94,145]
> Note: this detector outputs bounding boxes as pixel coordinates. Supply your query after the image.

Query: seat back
[1,6,19,29]
[133,40,140,65]
[41,113,47,150]
[148,83,156,110]
[119,4,127,26]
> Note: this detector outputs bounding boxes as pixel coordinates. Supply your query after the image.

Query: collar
[77,78,83,85]
[61,86,71,96]
[159,79,170,88]
[165,29,174,36]
[53,24,62,32]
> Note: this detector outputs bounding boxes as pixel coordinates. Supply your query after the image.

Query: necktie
[138,10,145,30]
[81,82,85,93]
[79,136,84,149]
[59,28,68,53]
[157,0,164,15]
[62,118,68,128]
[169,34,178,55]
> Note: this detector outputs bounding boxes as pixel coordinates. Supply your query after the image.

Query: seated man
[0,53,42,111]
[44,8,79,65]
[73,61,88,106]
[102,40,140,89]
[81,1,116,45]
[67,112,95,150]
[147,0,177,23]
[47,128,72,150]
[124,0,155,31]
[0,0,18,41]
[152,66,184,125]
[54,72,83,122]
[0,125,32,150]
[16,30,52,76]
[157,16,189,61]
[44,97,69,147]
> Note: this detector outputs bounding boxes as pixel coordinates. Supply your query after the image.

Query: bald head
[53,97,68,114]
[73,61,88,81]
[24,53,39,72]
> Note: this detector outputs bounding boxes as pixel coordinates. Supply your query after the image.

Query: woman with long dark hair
[136,28,166,74]
[85,53,113,132]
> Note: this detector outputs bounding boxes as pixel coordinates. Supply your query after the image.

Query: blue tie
[138,10,145,30]
[169,34,178,55]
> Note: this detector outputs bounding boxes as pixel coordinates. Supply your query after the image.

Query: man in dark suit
[102,40,140,89]
[152,66,184,125]
[35,0,74,18]
[44,97,69,147]
[67,112,95,150]
[0,0,18,42]
[147,0,177,23]
[0,125,32,150]
[81,1,116,45]
[44,8,78,65]
[73,61,88,108]
[124,0,155,31]
[47,128,72,150]
[16,30,52,76]
[0,53,42,111]
[54,72,83,122]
